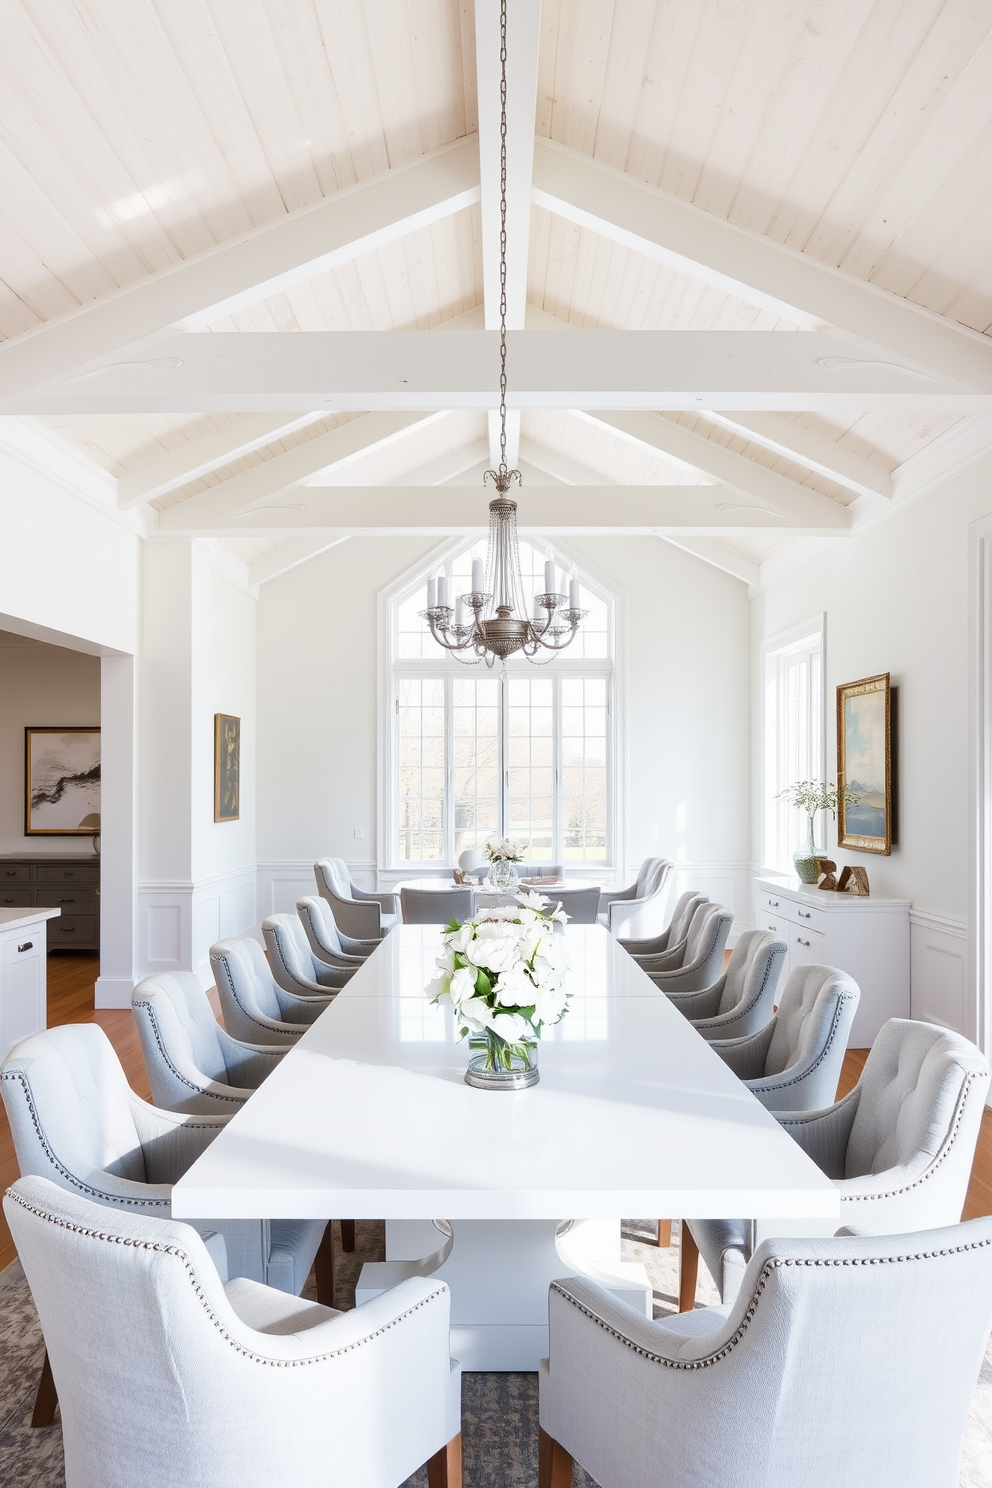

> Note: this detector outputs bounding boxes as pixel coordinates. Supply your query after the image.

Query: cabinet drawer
[48,915,97,946]
[760,892,801,926]
[790,927,826,967]
[36,888,98,913]
[0,889,33,908]
[35,862,99,885]
[791,902,827,935]
[0,863,30,883]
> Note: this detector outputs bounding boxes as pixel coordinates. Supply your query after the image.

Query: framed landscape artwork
[214,713,240,823]
[24,726,101,835]
[836,673,892,856]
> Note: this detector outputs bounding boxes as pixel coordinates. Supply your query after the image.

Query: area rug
[2,1220,990,1486]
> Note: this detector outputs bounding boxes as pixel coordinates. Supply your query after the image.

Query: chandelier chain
[498,0,508,475]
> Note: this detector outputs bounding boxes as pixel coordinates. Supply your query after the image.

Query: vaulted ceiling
[2,0,990,589]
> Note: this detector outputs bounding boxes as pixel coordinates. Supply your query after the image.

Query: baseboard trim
[94,975,134,1010]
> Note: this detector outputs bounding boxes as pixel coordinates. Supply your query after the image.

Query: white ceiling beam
[14,330,983,415]
[660,536,760,588]
[157,412,443,530]
[578,411,850,528]
[116,413,326,508]
[165,483,848,536]
[532,137,992,392]
[703,411,892,501]
[0,137,480,396]
[476,0,540,467]
[248,537,350,588]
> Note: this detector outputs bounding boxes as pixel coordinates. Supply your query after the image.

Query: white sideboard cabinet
[752,877,911,1047]
[0,908,61,1061]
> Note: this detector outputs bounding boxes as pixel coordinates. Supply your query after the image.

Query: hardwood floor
[1,956,991,1271]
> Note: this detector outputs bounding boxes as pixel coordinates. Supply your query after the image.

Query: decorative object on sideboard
[213,714,240,823]
[24,727,100,836]
[837,672,893,855]
[483,836,524,894]
[775,780,861,884]
[457,848,485,880]
[452,868,470,885]
[837,865,871,895]
[815,858,838,890]
[79,812,100,856]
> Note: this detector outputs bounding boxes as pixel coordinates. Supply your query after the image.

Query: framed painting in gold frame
[24,726,101,835]
[836,673,892,855]
[214,714,240,823]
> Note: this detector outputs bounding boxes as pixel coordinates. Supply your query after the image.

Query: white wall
[0,631,101,857]
[256,533,752,924]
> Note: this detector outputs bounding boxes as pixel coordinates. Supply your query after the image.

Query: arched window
[380,537,620,874]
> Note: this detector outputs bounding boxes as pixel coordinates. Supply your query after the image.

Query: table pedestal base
[357,1219,650,1371]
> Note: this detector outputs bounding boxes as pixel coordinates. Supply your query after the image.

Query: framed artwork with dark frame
[214,714,241,823]
[24,726,101,836]
[836,673,892,856]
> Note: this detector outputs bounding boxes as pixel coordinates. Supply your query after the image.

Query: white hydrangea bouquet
[426,891,572,1085]
[483,836,524,863]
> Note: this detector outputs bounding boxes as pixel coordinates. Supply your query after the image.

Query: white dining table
[173,925,838,1370]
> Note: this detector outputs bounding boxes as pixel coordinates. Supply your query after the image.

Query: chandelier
[421,0,585,669]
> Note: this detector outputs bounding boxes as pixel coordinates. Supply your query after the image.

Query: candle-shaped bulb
[544,558,556,595]
[456,598,467,627]
[427,575,437,609]
[471,558,484,594]
[533,594,543,621]
[437,574,448,609]
[569,575,580,609]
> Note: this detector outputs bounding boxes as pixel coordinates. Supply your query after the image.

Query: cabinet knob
[17,941,33,952]
[799,910,811,919]
[797,937,811,947]
[768,899,779,907]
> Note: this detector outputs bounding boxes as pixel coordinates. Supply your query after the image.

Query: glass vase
[485,858,519,893]
[792,815,821,885]
[465,1028,539,1090]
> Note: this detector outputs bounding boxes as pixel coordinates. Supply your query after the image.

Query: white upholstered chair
[547,885,602,924]
[131,971,286,1113]
[708,964,860,1110]
[682,1017,992,1309]
[297,894,378,964]
[598,857,673,939]
[642,903,734,993]
[314,857,398,939]
[663,927,787,1039]
[263,913,355,995]
[210,937,332,1045]
[538,1217,992,1488]
[5,1175,463,1488]
[618,890,707,958]
[400,885,475,924]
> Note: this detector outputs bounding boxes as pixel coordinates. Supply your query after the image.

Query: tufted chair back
[298,895,350,958]
[716,929,786,1018]
[765,966,860,1079]
[132,972,228,1088]
[683,902,728,977]
[319,857,353,898]
[263,914,344,990]
[2,1024,147,1189]
[668,892,707,949]
[846,1018,990,1182]
[211,936,281,1016]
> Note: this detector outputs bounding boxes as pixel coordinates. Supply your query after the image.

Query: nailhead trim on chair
[751,988,858,1092]
[688,941,786,1031]
[778,1069,983,1203]
[550,1232,992,1371]
[0,1071,224,1208]
[132,999,248,1104]
[266,931,337,1000]
[212,953,305,1038]
[5,1186,448,1366]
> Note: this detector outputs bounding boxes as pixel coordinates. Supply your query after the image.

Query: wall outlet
[353,827,364,840]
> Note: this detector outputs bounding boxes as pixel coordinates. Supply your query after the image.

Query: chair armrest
[128,1095,232,1183]
[219,1036,287,1090]
[646,961,710,993]
[631,938,687,971]
[272,984,335,1022]
[338,930,381,955]
[548,1276,733,1369]
[598,884,636,908]
[774,1086,861,1179]
[351,887,399,912]
[617,927,670,953]
[313,964,356,988]
[664,976,726,1020]
[707,1021,775,1080]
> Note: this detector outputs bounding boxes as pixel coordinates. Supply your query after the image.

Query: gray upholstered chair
[400,886,475,924]
[547,885,602,924]
[5,1175,463,1488]
[642,903,734,993]
[297,894,378,964]
[210,937,332,1045]
[263,913,355,995]
[620,890,708,960]
[708,964,861,1110]
[131,971,286,1114]
[516,860,564,881]
[663,927,787,1039]
[538,1217,992,1488]
[682,1017,992,1309]
[598,857,673,939]
[314,857,398,939]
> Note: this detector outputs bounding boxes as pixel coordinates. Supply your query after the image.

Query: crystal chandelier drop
[421,0,586,669]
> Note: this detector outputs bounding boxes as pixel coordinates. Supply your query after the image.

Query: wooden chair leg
[340,1219,356,1252]
[656,1219,672,1247]
[426,1432,462,1488]
[538,1428,574,1488]
[314,1221,335,1306]
[678,1222,699,1313]
[31,1349,58,1428]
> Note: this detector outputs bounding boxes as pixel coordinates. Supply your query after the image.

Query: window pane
[452,677,500,858]
[506,677,555,859]
[396,678,445,861]
[561,677,609,862]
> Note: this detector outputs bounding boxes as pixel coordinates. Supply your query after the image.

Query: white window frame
[377,536,626,882]
[761,616,826,874]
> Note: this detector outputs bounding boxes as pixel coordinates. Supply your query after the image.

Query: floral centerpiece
[776,779,861,883]
[482,835,525,891]
[427,891,571,1088]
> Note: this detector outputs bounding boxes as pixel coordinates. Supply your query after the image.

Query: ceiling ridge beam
[0,136,480,395]
[576,410,849,527]
[532,137,992,392]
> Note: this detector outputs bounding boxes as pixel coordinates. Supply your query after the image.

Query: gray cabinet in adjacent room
[0,856,99,951]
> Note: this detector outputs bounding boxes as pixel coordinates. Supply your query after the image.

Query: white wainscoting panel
[257,860,378,919]
[910,911,969,1038]
[673,862,752,944]
[138,866,258,990]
